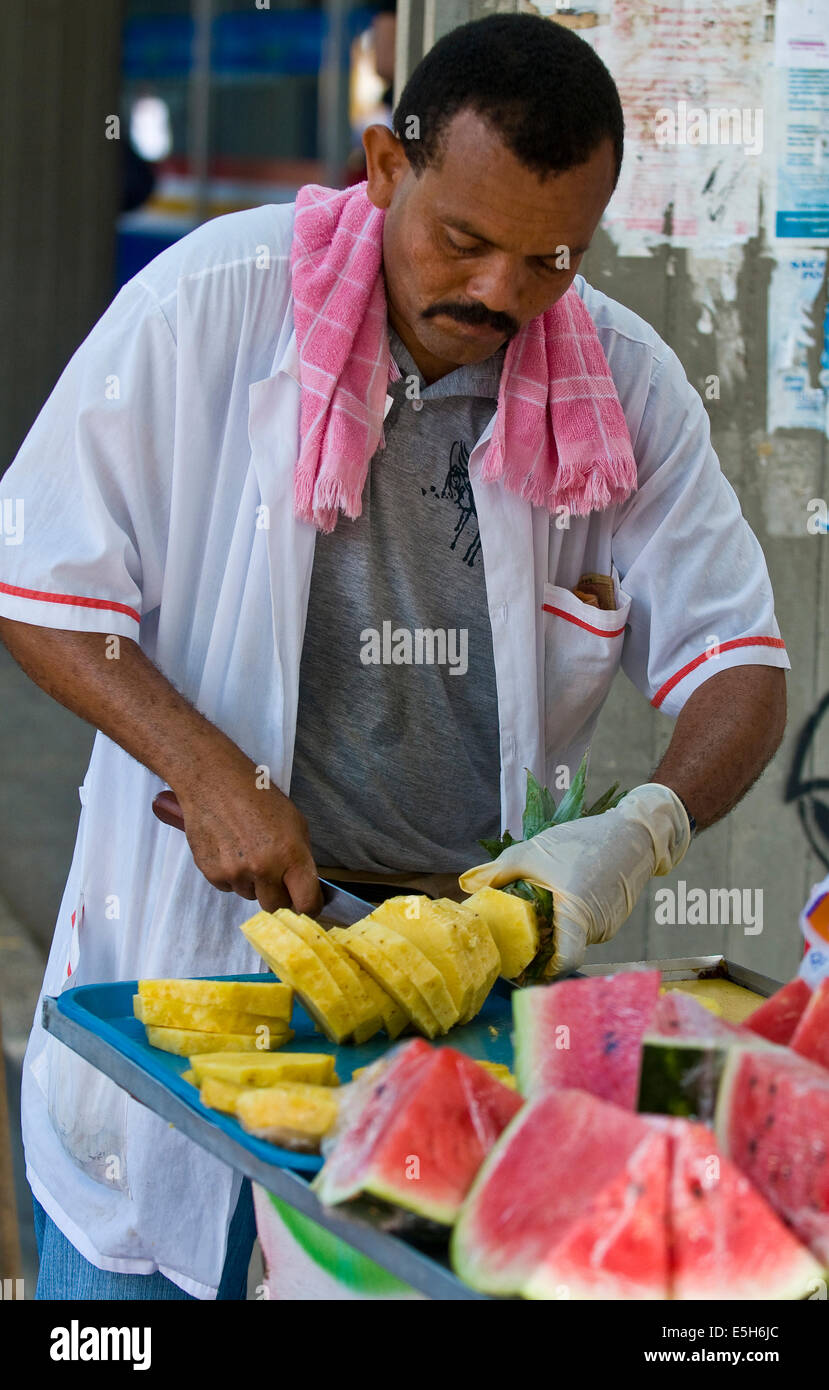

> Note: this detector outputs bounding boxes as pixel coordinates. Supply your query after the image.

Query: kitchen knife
[150,789,376,925]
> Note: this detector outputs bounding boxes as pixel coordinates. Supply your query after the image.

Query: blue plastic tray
[49,974,516,1174]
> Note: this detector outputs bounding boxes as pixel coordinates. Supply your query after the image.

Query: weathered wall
[398,0,829,982]
[0,0,123,471]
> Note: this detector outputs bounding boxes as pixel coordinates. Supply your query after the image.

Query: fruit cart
[40,937,782,1300]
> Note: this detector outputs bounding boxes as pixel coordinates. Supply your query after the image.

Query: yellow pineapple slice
[145,1024,293,1055]
[236,1082,340,1151]
[138,978,292,1020]
[274,910,383,1044]
[181,1068,198,1085]
[199,1075,246,1114]
[239,912,357,1044]
[328,927,409,1039]
[188,1051,339,1088]
[336,928,442,1038]
[475,1060,517,1089]
[432,899,501,1018]
[345,920,459,1033]
[370,896,477,1022]
[461,888,539,981]
[133,995,286,1035]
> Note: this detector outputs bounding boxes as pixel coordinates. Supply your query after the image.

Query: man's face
[364,109,617,381]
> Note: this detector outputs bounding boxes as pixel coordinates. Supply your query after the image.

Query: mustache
[422,300,519,338]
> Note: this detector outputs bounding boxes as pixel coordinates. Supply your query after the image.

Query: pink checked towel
[290,183,637,532]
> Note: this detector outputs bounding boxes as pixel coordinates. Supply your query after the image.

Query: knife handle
[152,788,186,831]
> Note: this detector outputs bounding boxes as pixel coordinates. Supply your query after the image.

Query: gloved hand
[458,783,692,977]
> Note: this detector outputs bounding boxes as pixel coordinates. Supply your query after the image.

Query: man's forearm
[0,617,253,793]
[650,664,786,831]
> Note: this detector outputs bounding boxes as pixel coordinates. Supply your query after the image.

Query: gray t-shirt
[289,327,506,874]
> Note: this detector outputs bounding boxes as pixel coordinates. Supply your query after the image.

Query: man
[0,16,786,1298]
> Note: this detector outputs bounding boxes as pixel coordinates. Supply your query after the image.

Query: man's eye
[445,233,480,254]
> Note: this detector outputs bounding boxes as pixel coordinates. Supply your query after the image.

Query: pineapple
[345,919,459,1033]
[273,910,383,1044]
[137,978,292,1020]
[327,927,409,1039]
[145,1024,293,1055]
[198,1075,246,1115]
[134,995,285,1036]
[188,1051,339,1088]
[430,898,500,1018]
[461,888,539,981]
[336,927,444,1038]
[369,896,478,1021]
[470,755,625,986]
[474,1060,517,1089]
[239,911,358,1044]
[236,1082,340,1151]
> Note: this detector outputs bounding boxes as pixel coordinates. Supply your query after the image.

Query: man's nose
[464,254,530,322]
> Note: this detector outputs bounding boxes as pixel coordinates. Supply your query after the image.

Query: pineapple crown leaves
[476,752,627,986]
[477,751,626,860]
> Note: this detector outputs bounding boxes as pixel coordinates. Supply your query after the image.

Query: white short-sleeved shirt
[0,202,789,1295]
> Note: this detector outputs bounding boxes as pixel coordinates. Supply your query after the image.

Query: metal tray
[41,953,779,1300]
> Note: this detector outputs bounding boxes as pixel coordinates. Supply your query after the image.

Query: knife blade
[151,789,375,925]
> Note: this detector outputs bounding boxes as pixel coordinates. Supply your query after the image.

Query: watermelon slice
[650,990,747,1041]
[790,977,829,1070]
[451,1089,671,1298]
[744,977,812,1045]
[513,969,661,1108]
[658,1117,822,1300]
[715,1046,829,1268]
[313,1040,522,1225]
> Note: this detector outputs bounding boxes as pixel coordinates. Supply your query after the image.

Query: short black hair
[393,14,623,187]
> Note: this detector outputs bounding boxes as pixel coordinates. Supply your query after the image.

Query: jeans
[32,1180,257,1300]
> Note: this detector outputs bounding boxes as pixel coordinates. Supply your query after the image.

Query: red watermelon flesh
[451,1089,670,1297]
[744,977,812,1045]
[313,1041,522,1224]
[522,1126,670,1301]
[715,1046,829,1267]
[650,990,747,1041]
[513,969,661,1108]
[790,977,829,1070]
[658,1118,822,1299]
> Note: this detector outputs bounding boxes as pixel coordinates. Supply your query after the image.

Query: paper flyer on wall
[767,250,829,432]
[579,0,765,256]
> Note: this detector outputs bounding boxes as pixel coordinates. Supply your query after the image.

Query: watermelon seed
[764,1114,774,1128]
[747,1138,758,1156]
[748,1074,757,1087]
[603,1031,619,1054]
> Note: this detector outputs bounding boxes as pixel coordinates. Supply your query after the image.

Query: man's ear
[363,124,410,209]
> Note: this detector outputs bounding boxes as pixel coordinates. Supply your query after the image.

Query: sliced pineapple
[336,928,442,1038]
[461,887,539,981]
[474,1060,517,1089]
[145,1024,293,1055]
[236,1082,340,1151]
[133,995,285,1036]
[138,978,292,1020]
[274,910,383,1044]
[370,896,477,1022]
[199,1075,246,1114]
[181,1068,198,1085]
[432,898,501,1018]
[188,1051,339,1088]
[328,927,409,1039]
[345,919,459,1033]
[239,912,357,1044]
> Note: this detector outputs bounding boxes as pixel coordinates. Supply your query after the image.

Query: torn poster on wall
[585,0,765,256]
[771,64,829,244]
[767,250,829,432]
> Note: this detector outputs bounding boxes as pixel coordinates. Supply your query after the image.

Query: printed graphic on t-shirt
[421,440,481,567]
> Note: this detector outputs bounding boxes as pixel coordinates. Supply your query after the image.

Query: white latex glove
[459,783,692,977]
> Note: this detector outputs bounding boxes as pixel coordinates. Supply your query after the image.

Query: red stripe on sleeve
[651,636,786,710]
[0,581,140,623]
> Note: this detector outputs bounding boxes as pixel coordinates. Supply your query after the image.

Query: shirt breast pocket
[542,573,632,780]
